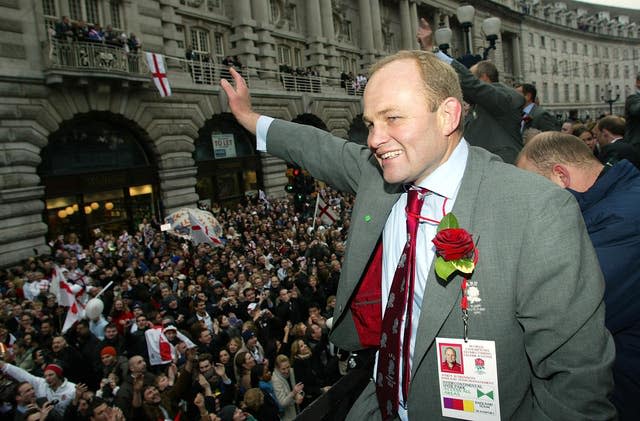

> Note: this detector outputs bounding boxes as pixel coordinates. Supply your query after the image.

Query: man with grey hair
[517,131,640,420]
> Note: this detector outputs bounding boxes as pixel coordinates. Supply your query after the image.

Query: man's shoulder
[467,146,568,197]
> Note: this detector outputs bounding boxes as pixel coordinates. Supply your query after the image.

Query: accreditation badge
[435,337,501,421]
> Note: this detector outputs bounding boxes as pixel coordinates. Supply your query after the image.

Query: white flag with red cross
[145,326,196,366]
[145,52,172,97]
[315,196,339,226]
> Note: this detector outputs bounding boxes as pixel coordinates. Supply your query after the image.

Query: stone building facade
[0,0,638,265]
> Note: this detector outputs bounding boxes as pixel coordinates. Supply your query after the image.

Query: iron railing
[48,39,145,75]
[46,40,365,96]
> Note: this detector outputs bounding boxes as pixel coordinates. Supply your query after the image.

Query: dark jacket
[599,140,640,169]
[451,59,525,164]
[568,160,640,421]
[624,92,640,147]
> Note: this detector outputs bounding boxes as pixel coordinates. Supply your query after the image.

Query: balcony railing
[48,39,145,76]
[45,40,364,96]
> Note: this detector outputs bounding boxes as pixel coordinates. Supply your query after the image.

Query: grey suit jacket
[451,60,525,165]
[266,119,616,420]
[524,104,559,132]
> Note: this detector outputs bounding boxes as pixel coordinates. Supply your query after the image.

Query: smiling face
[363,56,462,185]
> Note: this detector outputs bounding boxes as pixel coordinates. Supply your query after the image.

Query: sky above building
[574,0,640,10]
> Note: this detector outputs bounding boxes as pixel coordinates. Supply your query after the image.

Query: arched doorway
[194,113,261,207]
[38,112,159,242]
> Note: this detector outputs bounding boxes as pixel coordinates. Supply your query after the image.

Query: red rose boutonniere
[521,114,533,124]
[432,213,478,281]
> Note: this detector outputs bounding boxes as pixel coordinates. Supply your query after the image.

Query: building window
[625,65,630,79]
[572,41,577,54]
[269,0,281,24]
[69,0,83,21]
[190,28,211,57]
[541,57,547,74]
[583,44,588,55]
[43,0,56,16]
[562,40,567,52]
[552,58,558,74]
[109,0,122,29]
[575,84,580,102]
[543,82,549,102]
[564,84,569,102]
[43,0,57,32]
[528,33,534,46]
[584,63,589,78]
[208,0,222,11]
[176,25,185,49]
[553,83,559,103]
[595,85,600,102]
[277,44,292,66]
[540,35,546,48]
[289,4,298,30]
[213,32,225,61]
[67,0,101,25]
[614,64,619,78]
[293,48,302,68]
[586,84,590,101]
[530,54,536,72]
[551,38,556,51]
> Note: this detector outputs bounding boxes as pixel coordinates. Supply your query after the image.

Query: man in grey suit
[515,83,560,133]
[418,19,524,164]
[220,50,615,420]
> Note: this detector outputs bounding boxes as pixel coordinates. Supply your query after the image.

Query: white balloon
[70,284,83,295]
[85,298,104,320]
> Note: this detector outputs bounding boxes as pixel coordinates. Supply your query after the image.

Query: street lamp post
[435,26,453,55]
[601,83,621,115]
[481,17,501,60]
[456,5,475,55]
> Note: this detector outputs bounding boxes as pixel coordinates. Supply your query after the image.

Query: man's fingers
[419,18,430,29]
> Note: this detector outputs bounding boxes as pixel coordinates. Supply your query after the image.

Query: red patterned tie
[376,188,426,420]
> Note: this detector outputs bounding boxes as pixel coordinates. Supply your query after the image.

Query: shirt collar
[414,140,468,200]
[523,103,534,115]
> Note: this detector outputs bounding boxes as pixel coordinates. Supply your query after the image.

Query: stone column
[512,34,523,82]
[0,125,49,266]
[160,3,180,66]
[358,0,375,65]
[251,0,277,78]
[261,155,288,199]
[306,0,327,70]
[158,165,199,213]
[370,0,383,52]
[409,1,419,49]
[320,0,339,78]
[399,0,412,50]
[231,0,259,70]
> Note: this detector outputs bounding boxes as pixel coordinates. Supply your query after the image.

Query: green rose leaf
[434,256,457,280]
[437,213,459,232]
[451,258,475,274]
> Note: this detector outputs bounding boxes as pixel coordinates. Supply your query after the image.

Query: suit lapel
[411,145,486,378]
[334,179,402,320]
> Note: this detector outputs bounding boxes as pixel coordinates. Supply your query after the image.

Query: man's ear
[438,97,462,137]
[550,164,571,188]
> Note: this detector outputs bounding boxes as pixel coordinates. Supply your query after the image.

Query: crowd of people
[340,72,367,95]
[0,190,353,421]
[5,11,640,421]
[52,15,141,54]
